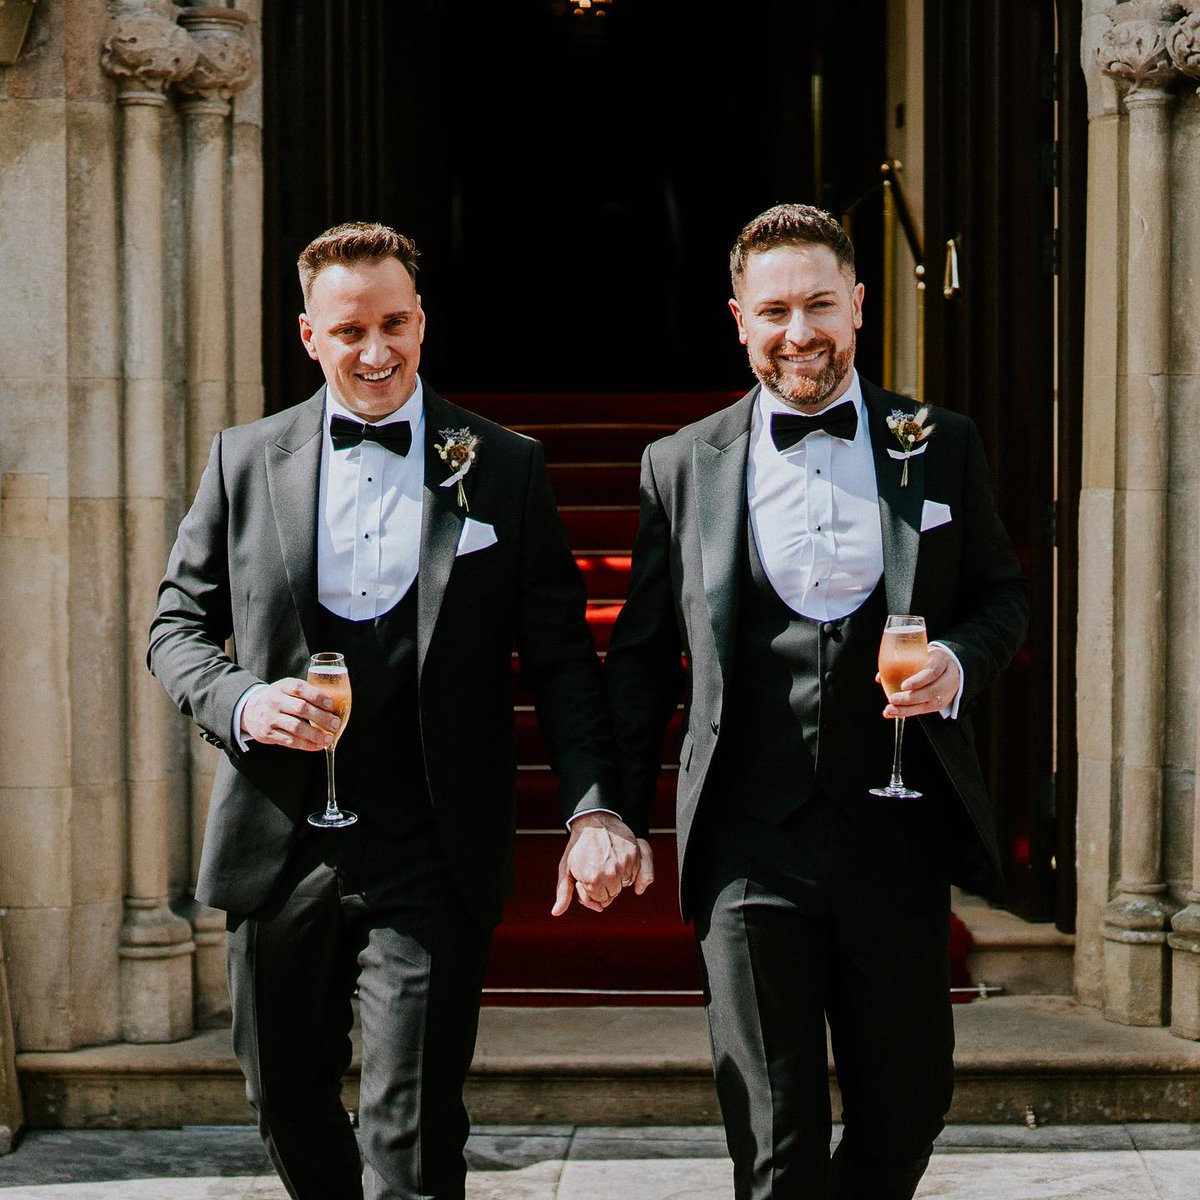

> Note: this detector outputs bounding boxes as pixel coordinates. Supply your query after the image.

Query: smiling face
[729,243,864,413]
[298,256,425,422]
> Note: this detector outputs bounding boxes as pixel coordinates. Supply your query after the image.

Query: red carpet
[450,392,974,1006]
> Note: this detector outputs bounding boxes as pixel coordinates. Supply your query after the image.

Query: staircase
[451,391,1076,1006]
[14,395,1129,1132]
[450,392,738,1005]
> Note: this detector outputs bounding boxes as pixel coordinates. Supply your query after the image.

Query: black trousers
[693,793,954,1200]
[227,818,492,1200]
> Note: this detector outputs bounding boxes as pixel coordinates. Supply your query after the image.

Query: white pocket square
[920,500,952,532]
[456,517,498,556]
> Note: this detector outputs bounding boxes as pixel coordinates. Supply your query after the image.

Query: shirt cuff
[565,808,624,829]
[929,642,965,719]
[231,683,267,751]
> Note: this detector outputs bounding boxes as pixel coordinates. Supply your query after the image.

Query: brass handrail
[841,160,926,400]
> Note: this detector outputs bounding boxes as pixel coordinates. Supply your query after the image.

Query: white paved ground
[0,1125,1197,1198]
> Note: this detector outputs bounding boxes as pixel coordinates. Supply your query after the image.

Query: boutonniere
[434,427,481,510]
[885,405,935,486]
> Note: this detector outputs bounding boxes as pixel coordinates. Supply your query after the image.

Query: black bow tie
[329,414,413,455]
[770,402,858,452]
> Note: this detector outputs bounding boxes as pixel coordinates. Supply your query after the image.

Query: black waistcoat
[308,586,433,837]
[707,521,909,824]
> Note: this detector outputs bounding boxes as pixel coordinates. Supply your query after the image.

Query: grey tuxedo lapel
[417,389,467,675]
[695,393,754,681]
[865,385,924,616]
[265,393,325,656]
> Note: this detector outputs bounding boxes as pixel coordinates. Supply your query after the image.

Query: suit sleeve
[933,419,1029,708]
[603,445,686,837]
[147,432,263,752]
[513,438,620,825]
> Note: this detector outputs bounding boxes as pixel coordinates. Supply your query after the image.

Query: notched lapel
[866,387,924,616]
[695,428,749,681]
[417,395,467,675]
[265,399,324,656]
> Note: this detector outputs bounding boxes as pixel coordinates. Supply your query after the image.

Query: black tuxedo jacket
[606,379,1029,911]
[149,386,616,927]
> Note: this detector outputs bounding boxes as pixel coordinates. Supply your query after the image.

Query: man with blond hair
[150,222,645,1199]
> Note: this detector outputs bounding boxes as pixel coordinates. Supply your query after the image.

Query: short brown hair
[730,204,855,297]
[297,221,420,303]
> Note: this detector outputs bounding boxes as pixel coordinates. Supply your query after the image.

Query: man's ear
[851,281,865,331]
[728,297,748,346]
[298,312,319,360]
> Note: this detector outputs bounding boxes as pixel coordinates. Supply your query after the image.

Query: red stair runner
[450,391,737,1005]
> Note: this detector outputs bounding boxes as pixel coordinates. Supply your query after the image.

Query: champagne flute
[305,652,357,829]
[870,614,929,799]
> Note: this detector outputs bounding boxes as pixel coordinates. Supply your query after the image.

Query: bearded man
[606,204,1028,1199]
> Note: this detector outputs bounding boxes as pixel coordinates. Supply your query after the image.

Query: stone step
[958,903,1076,997]
[16,997,1200,1131]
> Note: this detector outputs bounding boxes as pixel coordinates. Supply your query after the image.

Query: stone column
[1165,1,1200,1040]
[1075,0,1126,1011]
[1096,0,1183,1028]
[230,0,264,429]
[101,0,198,1044]
[174,4,254,1029]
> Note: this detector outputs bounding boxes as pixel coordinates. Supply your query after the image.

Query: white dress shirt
[748,373,963,717]
[318,382,425,620]
[748,373,883,619]
[233,380,425,747]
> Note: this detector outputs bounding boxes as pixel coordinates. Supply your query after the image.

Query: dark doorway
[261,0,888,409]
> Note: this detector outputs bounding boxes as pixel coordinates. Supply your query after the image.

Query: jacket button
[823,672,834,686]
[821,622,836,636]
[710,720,720,736]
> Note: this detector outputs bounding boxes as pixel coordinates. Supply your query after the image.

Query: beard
[750,333,856,412]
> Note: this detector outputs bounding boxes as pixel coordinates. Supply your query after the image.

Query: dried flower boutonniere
[434,427,481,510]
[885,405,936,486]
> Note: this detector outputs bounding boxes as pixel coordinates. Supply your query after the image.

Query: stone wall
[2,0,1199,1063]
[0,0,260,1052]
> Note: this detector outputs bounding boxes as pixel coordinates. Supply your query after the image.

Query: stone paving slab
[1,1126,1200,1199]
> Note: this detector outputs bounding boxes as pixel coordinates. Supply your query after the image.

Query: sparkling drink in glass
[870,615,928,800]
[306,651,357,829]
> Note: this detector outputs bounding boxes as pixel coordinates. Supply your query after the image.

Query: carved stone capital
[1167,4,1200,88]
[176,7,255,112]
[1098,1,1186,97]
[101,0,198,99]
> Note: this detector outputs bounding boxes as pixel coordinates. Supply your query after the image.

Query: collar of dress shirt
[323,375,425,440]
[756,370,864,451]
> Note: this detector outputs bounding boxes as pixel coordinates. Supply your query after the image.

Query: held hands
[878,644,961,719]
[552,812,654,916]
[241,678,341,750]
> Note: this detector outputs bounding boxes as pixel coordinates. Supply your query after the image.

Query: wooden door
[924,0,1083,926]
